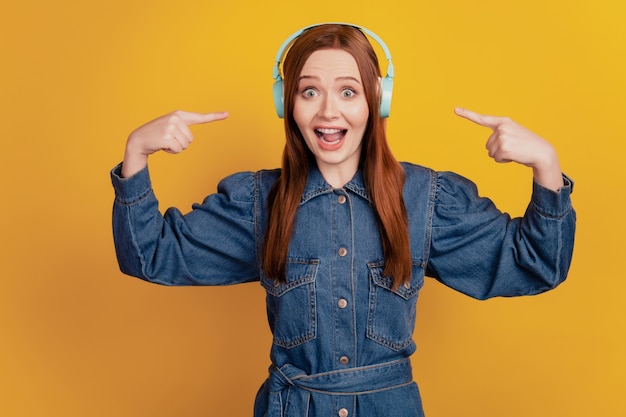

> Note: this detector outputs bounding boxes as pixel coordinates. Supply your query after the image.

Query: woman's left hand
[455,107,564,191]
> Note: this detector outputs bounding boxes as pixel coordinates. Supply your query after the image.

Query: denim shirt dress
[111,161,576,417]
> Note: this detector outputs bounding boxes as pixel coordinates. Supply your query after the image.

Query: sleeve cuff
[531,173,574,219]
[110,162,154,205]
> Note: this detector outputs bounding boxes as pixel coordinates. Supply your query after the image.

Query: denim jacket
[111,162,575,417]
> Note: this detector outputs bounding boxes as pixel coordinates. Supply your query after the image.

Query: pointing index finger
[455,107,501,129]
[178,110,230,126]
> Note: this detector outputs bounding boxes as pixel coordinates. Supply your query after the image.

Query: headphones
[272,22,395,118]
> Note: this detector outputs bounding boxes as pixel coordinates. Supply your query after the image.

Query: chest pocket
[261,258,319,349]
[366,260,425,351]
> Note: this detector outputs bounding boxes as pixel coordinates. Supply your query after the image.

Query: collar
[300,164,370,205]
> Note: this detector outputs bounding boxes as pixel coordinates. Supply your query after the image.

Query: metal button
[339,356,349,365]
[337,298,348,309]
[404,281,411,289]
[338,408,349,417]
[337,195,347,204]
[338,247,347,257]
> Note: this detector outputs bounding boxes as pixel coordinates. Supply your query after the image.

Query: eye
[302,88,318,98]
[341,88,356,98]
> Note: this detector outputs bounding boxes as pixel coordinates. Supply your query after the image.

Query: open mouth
[315,128,347,145]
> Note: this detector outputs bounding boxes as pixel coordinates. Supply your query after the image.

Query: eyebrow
[298,75,362,84]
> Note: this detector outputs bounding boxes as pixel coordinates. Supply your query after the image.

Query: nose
[319,93,339,119]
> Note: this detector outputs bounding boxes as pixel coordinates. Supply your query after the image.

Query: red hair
[262,24,411,289]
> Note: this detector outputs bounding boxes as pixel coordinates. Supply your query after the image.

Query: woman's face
[293,48,369,187]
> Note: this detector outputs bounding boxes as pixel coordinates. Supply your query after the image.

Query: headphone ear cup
[273,78,285,118]
[379,75,393,118]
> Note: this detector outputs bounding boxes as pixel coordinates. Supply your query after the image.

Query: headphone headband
[272,22,394,118]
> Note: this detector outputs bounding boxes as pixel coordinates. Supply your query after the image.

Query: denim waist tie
[267,358,413,417]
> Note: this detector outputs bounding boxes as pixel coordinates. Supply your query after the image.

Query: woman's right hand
[121,110,229,178]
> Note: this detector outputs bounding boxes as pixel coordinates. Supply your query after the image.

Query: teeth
[316,128,343,134]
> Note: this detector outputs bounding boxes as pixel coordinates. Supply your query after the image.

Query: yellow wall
[1,0,624,416]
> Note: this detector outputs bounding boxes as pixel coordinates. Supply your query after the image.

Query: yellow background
[1,0,624,416]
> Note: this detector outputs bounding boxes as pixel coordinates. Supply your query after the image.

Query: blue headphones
[272,23,395,118]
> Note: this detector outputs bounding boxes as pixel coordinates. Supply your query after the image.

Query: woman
[111,23,575,417]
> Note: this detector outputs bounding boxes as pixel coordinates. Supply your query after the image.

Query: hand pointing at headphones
[121,110,229,178]
[454,107,564,191]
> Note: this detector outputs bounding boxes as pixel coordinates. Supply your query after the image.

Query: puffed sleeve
[111,163,259,286]
[425,171,576,299]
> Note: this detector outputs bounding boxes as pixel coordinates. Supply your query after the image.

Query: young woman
[111,23,575,417]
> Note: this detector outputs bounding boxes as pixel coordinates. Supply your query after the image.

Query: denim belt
[267,358,413,417]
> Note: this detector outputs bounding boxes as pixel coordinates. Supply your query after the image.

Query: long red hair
[262,24,411,289]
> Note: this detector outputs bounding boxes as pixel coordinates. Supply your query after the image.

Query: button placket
[332,189,355,373]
